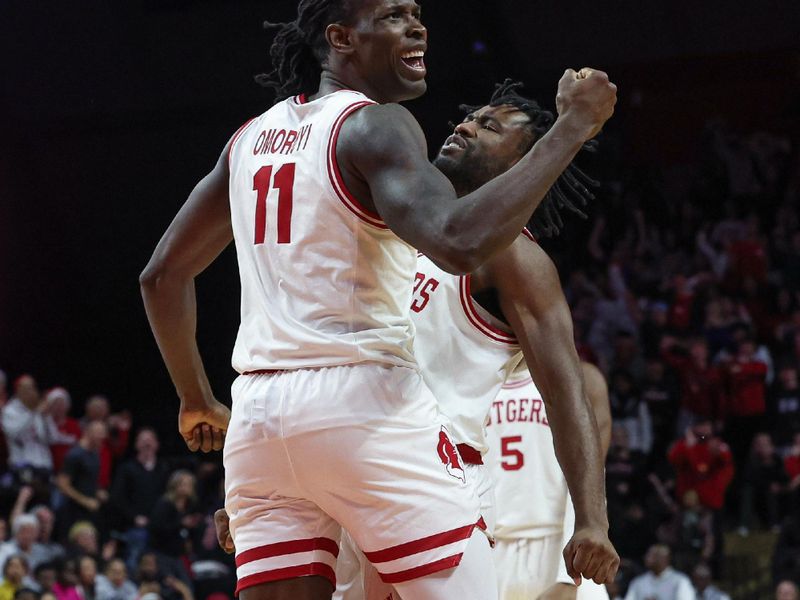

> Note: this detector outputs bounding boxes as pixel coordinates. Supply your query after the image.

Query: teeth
[401,50,425,59]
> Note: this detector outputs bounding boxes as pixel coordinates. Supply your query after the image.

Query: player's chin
[396,78,428,102]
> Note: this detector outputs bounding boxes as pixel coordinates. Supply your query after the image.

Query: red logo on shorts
[437,426,465,483]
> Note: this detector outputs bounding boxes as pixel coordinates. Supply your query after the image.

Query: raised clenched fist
[556,67,618,141]
[563,526,620,586]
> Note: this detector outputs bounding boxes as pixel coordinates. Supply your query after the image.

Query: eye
[482,124,497,132]
[384,10,403,20]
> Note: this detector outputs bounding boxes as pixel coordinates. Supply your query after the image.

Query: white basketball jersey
[412,254,524,454]
[227,91,418,373]
[486,373,572,540]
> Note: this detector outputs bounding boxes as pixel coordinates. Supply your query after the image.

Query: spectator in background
[45,390,79,475]
[76,556,97,600]
[32,563,57,596]
[0,371,8,406]
[769,364,800,454]
[692,564,730,600]
[776,581,799,600]
[785,432,800,500]
[740,433,788,532]
[110,428,168,570]
[640,358,680,469]
[51,560,79,600]
[661,338,727,435]
[609,370,653,455]
[95,559,136,600]
[2,376,59,490]
[80,396,130,493]
[0,516,47,573]
[27,508,62,566]
[624,545,694,600]
[56,422,107,536]
[133,553,191,600]
[657,490,714,573]
[668,419,734,513]
[148,471,202,564]
[0,556,34,600]
[721,336,769,465]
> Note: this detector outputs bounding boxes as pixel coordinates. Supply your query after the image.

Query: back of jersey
[228,90,418,373]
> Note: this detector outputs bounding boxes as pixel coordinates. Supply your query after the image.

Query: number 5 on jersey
[253,163,296,245]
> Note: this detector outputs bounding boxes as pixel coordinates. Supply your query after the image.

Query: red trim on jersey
[459,276,518,345]
[363,522,476,564]
[521,227,538,243]
[501,376,534,390]
[377,554,463,584]
[456,443,483,465]
[326,101,389,230]
[235,537,339,568]
[235,562,336,594]
[296,93,308,105]
[228,118,256,169]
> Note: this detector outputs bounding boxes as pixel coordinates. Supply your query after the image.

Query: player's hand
[214,508,235,554]
[538,583,578,600]
[563,526,620,586]
[556,67,617,141]
[179,399,230,452]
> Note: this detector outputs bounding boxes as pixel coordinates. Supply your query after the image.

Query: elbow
[139,258,181,294]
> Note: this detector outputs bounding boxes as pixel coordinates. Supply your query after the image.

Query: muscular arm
[339,104,588,274]
[139,141,234,451]
[478,236,618,583]
[581,362,612,457]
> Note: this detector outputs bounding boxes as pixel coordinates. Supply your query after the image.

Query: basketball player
[216,80,619,599]
[487,362,612,600]
[140,0,617,598]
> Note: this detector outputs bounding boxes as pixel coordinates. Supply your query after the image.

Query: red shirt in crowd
[668,438,735,510]
[786,454,800,481]
[51,417,82,472]
[663,351,727,419]
[724,359,768,417]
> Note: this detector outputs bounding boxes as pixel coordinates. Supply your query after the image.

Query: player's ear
[326,23,356,56]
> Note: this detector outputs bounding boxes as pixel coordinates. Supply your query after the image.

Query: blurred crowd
[549,119,800,598]
[0,375,235,600]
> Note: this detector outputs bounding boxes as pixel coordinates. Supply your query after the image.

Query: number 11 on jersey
[253,163,296,245]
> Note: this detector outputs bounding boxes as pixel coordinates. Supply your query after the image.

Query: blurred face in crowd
[175,473,196,500]
[106,559,128,587]
[738,340,756,360]
[59,561,78,587]
[84,421,108,450]
[776,581,799,600]
[0,518,7,542]
[779,366,798,389]
[610,425,629,451]
[692,421,713,441]
[78,557,97,586]
[692,565,712,592]
[644,545,670,574]
[16,522,39,551]
[753,433,774,459]
[41,594,57,600]
[85,396,110,422]
[3,556,27,585]
[682,490,700,510]
[15,375,40,409]
[689,340,708,365]
[47,392,71,421]
[645,360,665,382]
[36,566,58,592]
[71,524,98,555]
[33,507,55,542]
[136,429,159,457]
[137,553,159,581]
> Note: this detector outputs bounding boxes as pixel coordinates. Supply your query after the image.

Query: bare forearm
[140,272,213,409]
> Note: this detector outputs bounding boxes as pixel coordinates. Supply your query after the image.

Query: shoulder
[478,233,559,300]
[338,103,426,161]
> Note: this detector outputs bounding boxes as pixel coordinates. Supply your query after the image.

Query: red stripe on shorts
[236,537,339,568]
[378,554,463,584]
[235,562,336,594]
[363,523,475,564]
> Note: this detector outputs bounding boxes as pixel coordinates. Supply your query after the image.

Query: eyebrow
[383,1,422,16]
[467,113,503,130]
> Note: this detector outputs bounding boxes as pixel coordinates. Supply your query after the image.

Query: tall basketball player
[487,362,612,600]
[140,1,617,598]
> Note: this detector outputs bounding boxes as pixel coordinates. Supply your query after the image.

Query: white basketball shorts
[224,364,482,594]
[334,462,495,600]
[494,535,609,600]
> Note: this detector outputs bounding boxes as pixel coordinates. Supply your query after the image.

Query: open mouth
[442,134,467,151]
[400,50,426,71]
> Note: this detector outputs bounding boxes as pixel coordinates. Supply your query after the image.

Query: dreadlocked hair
[460,78,599,238]
[257,0,354,104]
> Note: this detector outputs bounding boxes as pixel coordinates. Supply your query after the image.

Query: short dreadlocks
[461,79,599,238]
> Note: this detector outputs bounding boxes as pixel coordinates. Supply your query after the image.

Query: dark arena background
[1,1,800,599]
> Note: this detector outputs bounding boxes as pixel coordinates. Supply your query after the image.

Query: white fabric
[1,398,59,469]
[486,375,568,539]
[412,255,524,455]
[228,90,418,373]
[624,568,694,600]
[224,364,481,592]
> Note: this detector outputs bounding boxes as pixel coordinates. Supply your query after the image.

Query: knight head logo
[437,426,465,483]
